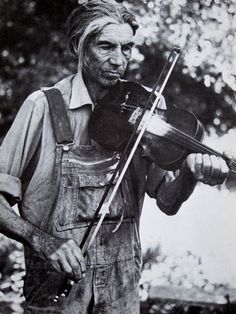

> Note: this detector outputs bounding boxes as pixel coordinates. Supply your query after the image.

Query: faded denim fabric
[24,142,142,313]
[0,74,194,313]
[0,75,169,227]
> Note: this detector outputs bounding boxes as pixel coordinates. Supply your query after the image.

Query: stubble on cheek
[96,65,120,87]
[98,76,118,87]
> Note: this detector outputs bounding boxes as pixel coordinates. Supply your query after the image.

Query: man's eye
[122,46,132,55]
[100,44,113,51]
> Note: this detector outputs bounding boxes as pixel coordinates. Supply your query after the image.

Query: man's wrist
[180,159,198,182]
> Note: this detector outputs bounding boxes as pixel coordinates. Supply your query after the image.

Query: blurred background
[0,0,236,313]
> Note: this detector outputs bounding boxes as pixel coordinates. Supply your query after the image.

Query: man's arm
[0,93,86,281]
[146,161,197,215]
[0,193,86,281]
[146,153,229,215]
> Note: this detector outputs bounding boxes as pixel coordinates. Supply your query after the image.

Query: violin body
[55,49,236,304]
[140,106,204,170]
[88,81,205,171]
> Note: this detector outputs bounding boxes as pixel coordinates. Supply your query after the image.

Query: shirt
[0,74,196,227]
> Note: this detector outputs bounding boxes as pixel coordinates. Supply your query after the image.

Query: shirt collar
[69,72,94,110]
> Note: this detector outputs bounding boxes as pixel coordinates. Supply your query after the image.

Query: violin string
[136,109,220,156]
[168,127,236,169]
[120,98,236,172]
[156,121,236,170]
[166,127,218,155]
[164,124,220,155]
[123,105,236,170]
[165,129,236,171]
[147,115,213,155]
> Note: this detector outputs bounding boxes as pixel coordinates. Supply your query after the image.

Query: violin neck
[146,115,236,174]
[169,127,236,174]
[187,140,236,173]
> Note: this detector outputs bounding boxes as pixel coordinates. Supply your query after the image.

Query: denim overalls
[24,89,142,313]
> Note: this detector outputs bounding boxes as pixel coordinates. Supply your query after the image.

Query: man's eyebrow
[124,42,134,47]
[96,40,114,45]
[96,40,134,46]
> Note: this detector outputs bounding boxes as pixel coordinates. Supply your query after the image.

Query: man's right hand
[0,194,86,282]
[36,235,86,282]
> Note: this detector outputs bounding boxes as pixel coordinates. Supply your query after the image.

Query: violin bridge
[128,107,143,125]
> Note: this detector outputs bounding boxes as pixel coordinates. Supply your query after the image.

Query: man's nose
[109,48,123,67]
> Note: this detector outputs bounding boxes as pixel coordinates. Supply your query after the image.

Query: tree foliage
[0,2,236,311]
[126,0,236,133]
[0,0,235,139]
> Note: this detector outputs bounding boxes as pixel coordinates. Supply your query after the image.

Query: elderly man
[0,0,228,313]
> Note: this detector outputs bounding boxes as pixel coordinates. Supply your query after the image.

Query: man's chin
[99,77,119,87]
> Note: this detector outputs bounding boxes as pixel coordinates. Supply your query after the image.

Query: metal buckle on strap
[56,141,75,151]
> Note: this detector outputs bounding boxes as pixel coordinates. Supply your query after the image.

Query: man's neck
[83,74,108,104]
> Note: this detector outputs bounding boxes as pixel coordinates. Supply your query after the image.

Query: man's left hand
[185,153,229,186]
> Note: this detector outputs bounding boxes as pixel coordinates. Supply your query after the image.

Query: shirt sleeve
[146,162,197,215]
[0,91,45,204]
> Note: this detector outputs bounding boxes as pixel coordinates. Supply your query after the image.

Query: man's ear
[81,49,89,71]
[73,44,79,57]
[81,40,93,70]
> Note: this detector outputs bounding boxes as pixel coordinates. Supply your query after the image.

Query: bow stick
[53,47,181,302]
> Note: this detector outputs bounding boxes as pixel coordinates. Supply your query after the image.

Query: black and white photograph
[0,0,236,313]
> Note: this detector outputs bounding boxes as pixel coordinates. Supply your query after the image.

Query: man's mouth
[103,71,121,79]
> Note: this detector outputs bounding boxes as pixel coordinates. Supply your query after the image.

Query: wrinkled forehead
[87,16,135,43]
[95,23,135,44]
[91,20,134,44]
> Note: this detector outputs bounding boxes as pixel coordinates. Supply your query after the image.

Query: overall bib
[24,90,142,314]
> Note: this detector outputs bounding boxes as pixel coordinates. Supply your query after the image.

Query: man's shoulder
[54,74,75,95]
[24,75,74,110]
[23,90,47,115]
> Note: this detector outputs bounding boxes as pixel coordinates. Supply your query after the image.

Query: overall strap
[42,88,74,151]
[39,88,74,231]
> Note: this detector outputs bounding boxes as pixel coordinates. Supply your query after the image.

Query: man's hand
[35,235,86,282]
[186,153,229,186]
[0,194,86,282]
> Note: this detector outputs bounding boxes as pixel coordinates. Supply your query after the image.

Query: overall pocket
[53,169,124,232]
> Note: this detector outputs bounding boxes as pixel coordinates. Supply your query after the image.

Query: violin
[88,80,236,173]
[53,47,236,303]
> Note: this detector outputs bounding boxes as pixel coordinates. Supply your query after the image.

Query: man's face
[83,23,134,88]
